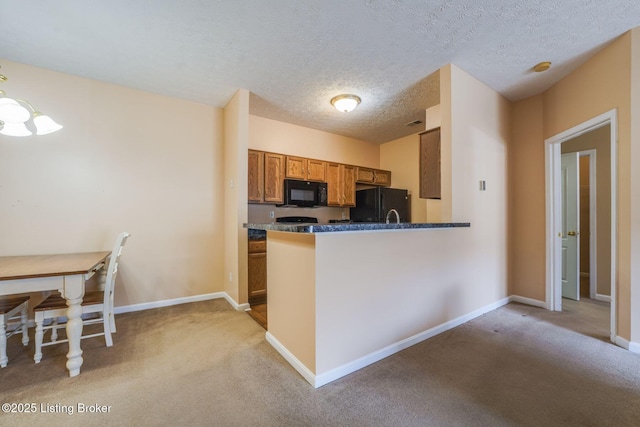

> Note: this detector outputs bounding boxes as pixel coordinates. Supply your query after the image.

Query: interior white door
[561,152,580,300]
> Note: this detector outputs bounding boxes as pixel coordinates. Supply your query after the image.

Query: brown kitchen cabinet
[248,150,264,202]
[286,156,326,181]
[327,163,356,206]
[248,150,285,204]
[373,169,391,186]
[248,239,267,305]
[263,152,285,203]
[419,128,441,199]
[356,167,392,186]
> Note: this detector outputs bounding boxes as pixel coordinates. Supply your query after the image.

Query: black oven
[281,179,328,207]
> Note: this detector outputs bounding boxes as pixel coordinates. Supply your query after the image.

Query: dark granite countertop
[248,229,267,240]
[243,222,470,233]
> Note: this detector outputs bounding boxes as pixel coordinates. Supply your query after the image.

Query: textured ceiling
[1,0,639,143]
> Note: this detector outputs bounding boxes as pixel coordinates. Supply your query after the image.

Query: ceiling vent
[405,119,423,127]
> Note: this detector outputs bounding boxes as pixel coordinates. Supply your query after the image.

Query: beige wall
[0,59,225,308]
[379,133,424,221]
[267,231,317,372]
[510,30,639,342]
[314,227,505,376]
[380,104,442,223]
[509,95,546,300]
[579,155,591,277]
[224,90,250,304]
[442,65,510,296]
[544,33,632,339]
[247,114,381,225]
[630,28,640,344]
[561,125,612,296]
[267,225,510,385]
[249,115,380,167]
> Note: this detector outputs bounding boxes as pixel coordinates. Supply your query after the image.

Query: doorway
[545,110,617,342]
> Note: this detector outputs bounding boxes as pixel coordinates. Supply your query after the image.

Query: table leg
[62,275,85,377]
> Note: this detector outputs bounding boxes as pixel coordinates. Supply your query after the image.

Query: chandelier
[0,67,63,137]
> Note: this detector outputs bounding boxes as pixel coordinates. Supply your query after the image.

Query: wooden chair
[0,296,30,367]
[33,232,130,363]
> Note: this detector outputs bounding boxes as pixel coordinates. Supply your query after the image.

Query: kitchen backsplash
[248,204,349,224]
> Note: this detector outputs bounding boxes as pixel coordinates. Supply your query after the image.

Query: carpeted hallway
[1,298,639,426]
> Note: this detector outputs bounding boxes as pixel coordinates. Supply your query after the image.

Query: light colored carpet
[1,298,639,426]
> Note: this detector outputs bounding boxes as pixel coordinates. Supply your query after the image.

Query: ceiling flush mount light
[0,66,63,137]
[533,61,552,73]
[331,94,361,113]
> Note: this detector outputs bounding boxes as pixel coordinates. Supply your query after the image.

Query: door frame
[545,109,617,342]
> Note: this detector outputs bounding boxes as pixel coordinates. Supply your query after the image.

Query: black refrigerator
[350,187,410,223]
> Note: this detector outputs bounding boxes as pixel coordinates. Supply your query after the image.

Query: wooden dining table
[0,251,111,377]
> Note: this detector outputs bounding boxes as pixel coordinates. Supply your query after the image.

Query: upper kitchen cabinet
[356,167,392,187]
[263,152,285,203]
[248,150,264,203]
[419,128,441,199]
[248,150,284,204]
[285,156,326,182]
[327,163,356,207]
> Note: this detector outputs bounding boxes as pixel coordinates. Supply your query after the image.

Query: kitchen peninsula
[242,221,516,388]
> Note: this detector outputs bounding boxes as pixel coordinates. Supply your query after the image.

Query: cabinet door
[343,165,356,206]
[373,170,391,187]
[356,167,375,184]
[326,163,355,206]
[285,156,306,180]
[326,162,342,206]
[420,128,441,199]
[248,150,264,203]
[264,153,285,204]
[306,159,326,182]
[248,252,267,303]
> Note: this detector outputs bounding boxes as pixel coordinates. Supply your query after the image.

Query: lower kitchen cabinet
[248,239,267,305]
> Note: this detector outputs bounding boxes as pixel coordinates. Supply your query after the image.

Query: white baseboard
[612,335,640,353]
[595,294,612,303]
[265,332,317,386]
[509,295,548,309]
[223,295,251,312]
[114,292,248,315]
[267,297,511,388]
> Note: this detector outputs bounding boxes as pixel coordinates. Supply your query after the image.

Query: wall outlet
[269,211,275,219]
[479,180,486,191]
[341,211,347,220]
[228,272,233,282]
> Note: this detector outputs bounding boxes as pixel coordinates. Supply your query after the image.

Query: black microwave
[281,179,328,207]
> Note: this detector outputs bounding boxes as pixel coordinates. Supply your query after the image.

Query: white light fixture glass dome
[331,94,361,113]
[0,68,63,137]
[0,121,32,136]
[33,113,63,135]
[0,97,31,123]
